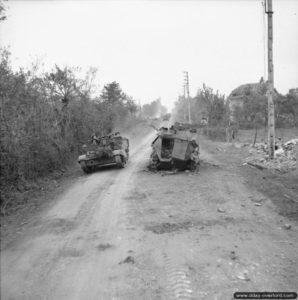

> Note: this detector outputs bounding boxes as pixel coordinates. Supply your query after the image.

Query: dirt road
[1,133,297,300]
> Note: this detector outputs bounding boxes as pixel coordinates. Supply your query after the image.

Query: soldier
[190,137,200,170]
[91,133,99,144]
[190,137,199,150]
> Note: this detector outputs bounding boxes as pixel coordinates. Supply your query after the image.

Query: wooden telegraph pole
[184,71,192,124]
[183,84,186,121]
[265,0,275,158]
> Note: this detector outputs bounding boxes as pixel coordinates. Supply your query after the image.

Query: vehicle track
[163,252,193,300]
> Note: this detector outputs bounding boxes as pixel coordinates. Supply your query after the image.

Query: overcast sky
[1,0,298,109]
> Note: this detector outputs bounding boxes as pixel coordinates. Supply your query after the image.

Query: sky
[1,0,298,110]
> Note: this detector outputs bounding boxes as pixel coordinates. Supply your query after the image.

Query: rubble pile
[245,138,298,171]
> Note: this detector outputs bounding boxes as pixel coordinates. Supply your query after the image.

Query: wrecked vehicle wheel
[149,151,161,170]
[115,155,125,168]
[80,162,93,174]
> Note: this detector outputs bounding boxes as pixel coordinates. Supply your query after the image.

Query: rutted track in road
[163,252,193,300]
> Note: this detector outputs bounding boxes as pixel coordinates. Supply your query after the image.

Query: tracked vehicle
[78,132,129,173]
[149,123,199,170]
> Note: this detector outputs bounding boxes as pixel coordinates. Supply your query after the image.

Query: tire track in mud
[163,252,193,300]
[123,187,195,299]
[116,135,156,230]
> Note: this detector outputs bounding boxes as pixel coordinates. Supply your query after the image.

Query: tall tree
[45,66,80,138]
[195,84,228,127]
[100,81,127,105]
[45,65,78,104]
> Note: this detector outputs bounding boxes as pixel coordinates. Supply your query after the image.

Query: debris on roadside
[162,170,178,175]
[97,243,113,251]
[119,256,135,264]
[201,161,220,168]
[229,251,237,260]
[244,138,298,172]
[284,224,292,230]
[246,162,265,170]
[237,271,250,281]
[217,207,226,213]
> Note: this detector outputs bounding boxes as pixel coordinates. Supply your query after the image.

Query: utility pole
[261,0,267,80]
[138,100,142,119]
[265,0,275,159]
[183,71,191,124]
[183,84,186,121]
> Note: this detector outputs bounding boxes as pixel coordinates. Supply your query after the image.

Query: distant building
[227,78,268,122]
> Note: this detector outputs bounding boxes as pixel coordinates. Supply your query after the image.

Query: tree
[45,66,80,138]
[0,0,7,22]
[100,81,127,105]
[125,96,138,117]
[275,88,298,127]
[142,98,166,118]
[45,65,78,104]
[195,84,228,127]
[241,95,267,128]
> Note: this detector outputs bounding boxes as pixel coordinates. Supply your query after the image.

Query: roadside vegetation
[0,49,146,212]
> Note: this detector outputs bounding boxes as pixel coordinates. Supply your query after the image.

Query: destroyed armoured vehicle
[78,132,129,173]
[149,124,199,170]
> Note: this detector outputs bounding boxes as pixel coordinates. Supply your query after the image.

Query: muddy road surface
[1,133,297,300]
